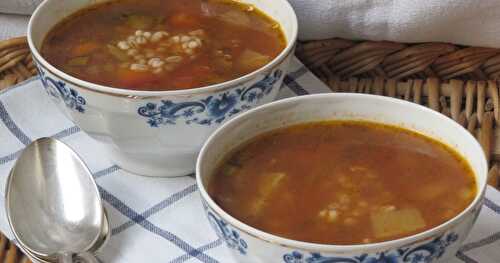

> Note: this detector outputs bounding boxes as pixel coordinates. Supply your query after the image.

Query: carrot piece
[72,42,100,57]
[116,68,157,88]
[169,13,200,29]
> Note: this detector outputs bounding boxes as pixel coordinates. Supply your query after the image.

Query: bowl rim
[27,0,298,97]
[196,93,488,252]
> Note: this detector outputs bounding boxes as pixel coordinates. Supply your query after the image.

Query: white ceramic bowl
[27,0,298,177]
[196,94,488,263]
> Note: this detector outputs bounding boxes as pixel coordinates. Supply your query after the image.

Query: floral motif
[283,233,459,263]
[36,65,86,113]
[207,211,248,255]
[137,69,283,126]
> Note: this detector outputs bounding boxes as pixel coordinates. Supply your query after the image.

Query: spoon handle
[59,252,99,263]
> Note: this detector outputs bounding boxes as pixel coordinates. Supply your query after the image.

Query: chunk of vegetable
[318,208,338,223]
[126,14,154,29]
[237,49,271,72]
[249,172,286,216]
[217,10,251,27]
[169,13,200,29]
[67,56,89,66]
[200,1,216,17]
[86,65,99,75]
[107,45,129,62]
[116,68,157,88]
[371,208,426,239]
[103,64,115,72]
[71,42,99,57]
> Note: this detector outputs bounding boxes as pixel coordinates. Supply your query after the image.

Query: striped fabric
[0,58,499,262]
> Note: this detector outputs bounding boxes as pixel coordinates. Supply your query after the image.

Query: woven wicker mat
[1,36,500,261]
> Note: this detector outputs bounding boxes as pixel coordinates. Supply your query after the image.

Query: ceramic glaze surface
[196,94,488,262]
[205,205,475,263]
[37,65,87,113]
[28,0,298,177]
[283,232,459,263]
[33,57,290,177]
[137,70,283,127]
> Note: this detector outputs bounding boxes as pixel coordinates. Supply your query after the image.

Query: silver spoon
[17,206,110,263]
[90,207,111,254]
[21,244,99,263]
[14,205,109,263]
[5,138,104,262]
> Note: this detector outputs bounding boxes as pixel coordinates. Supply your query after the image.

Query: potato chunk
[249,172,286,216]
[371,208,426,239]
[237,49,272,72]
[217,10,251,27]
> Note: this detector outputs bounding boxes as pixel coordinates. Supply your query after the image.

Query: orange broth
[208,121,476,245]
[41,0,286,91]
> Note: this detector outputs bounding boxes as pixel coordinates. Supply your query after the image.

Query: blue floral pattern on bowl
[204,201,459,263]
[137,69,283,127]
[283,233,459,263]
[36,65,87,113]
[207,211,248,255]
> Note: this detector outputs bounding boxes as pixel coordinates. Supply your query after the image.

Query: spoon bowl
[5,137,103,260]
[88,207,111,254]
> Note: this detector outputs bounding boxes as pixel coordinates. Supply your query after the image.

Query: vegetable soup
[208,121,477,245]
[41,0,286,91]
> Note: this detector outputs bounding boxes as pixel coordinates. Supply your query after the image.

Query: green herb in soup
[208,121,477,245]
[41,0,286,91]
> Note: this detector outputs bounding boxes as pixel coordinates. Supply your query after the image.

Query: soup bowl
[27,0,298,177]
[196,93,488,262]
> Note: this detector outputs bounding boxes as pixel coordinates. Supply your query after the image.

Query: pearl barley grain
[127,49,138,56]
[109,29,204,74]
[117,41,130,50]
[134,55,145,60]
[135,36,147,45]
[165,56,183,63]
[130,63,148,72]
[151,31,168,42]
[148,58,165,68]
[188,41,198,49]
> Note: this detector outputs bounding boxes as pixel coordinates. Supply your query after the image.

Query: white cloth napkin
[0,0,37,40]
[0,0,41,15]
[0,58,500,262]
[0,14,29,40]
[0,0,36,40]
[289,0,500,48]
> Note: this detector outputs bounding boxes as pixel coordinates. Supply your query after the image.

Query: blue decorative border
[204,204,459,262]
[206,211,248,255]
[137,69,283,127]
[36,65,87,113]
[283,233,459,263]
